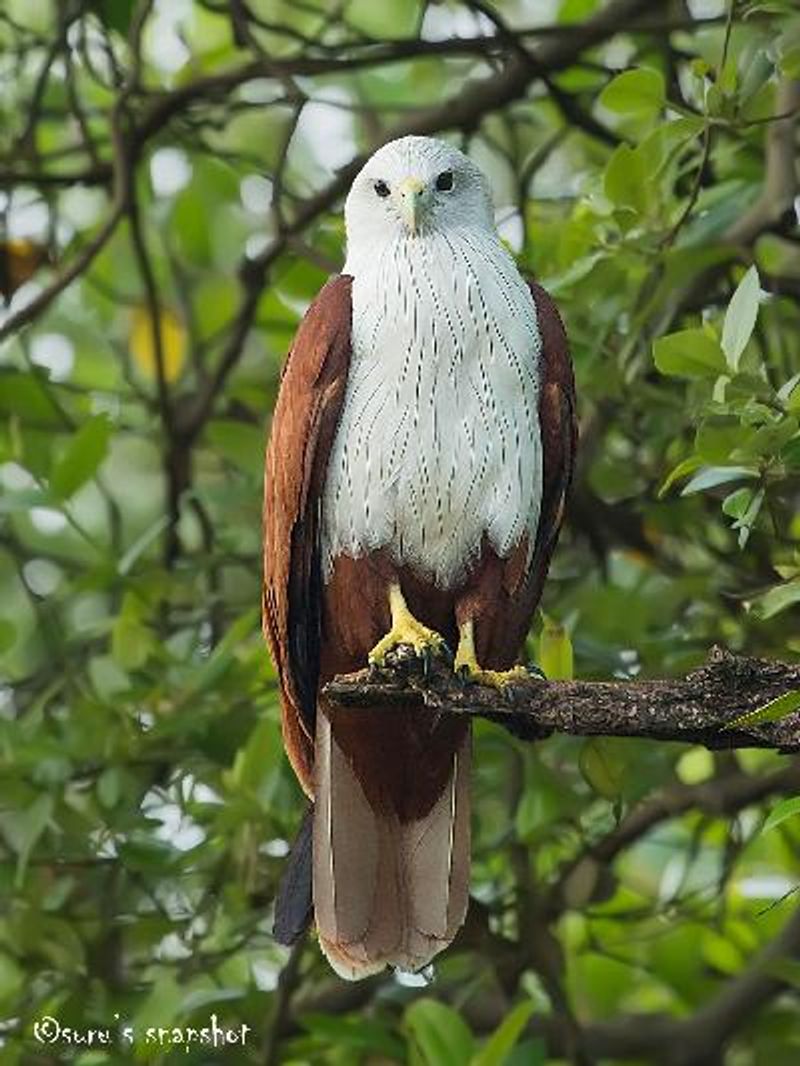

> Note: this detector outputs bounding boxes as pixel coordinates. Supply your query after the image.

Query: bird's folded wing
[262,275,353,795]
[526,281,577,590]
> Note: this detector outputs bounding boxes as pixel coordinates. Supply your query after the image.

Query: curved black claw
[456,663,472,687]
[525,663,547,681]
[421,644,433,679]
[367,658,383,681]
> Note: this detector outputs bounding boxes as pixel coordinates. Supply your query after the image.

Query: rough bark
[323,645,800,752]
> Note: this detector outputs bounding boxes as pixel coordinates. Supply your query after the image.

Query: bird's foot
[454,656,529,690]
[454,617,528,689]
[368,585,447,668]
[369,619,446,667]
[524,663,547,681]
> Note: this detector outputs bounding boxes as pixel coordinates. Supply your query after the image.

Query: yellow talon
[369,584,446,666]
[454,618,528,689]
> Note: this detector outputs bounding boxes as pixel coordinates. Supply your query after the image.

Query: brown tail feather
[312,710,470,981]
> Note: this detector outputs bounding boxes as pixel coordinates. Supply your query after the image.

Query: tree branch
[725,78,800,246]
[547,760,800,914]
[518,901,800,1065]
[323,645,800,752]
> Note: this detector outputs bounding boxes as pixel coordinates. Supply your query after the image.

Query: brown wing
[527,280,577,602]
[262,275,352,797]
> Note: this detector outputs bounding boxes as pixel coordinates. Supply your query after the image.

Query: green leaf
[727,689,800,729]
[118,515,171,575]
[91,0,136,34]
[696,419,744,463]
[721,266,761,371]
[0,952,24,1005]
[732,417,798,461]
[97,767,121,809]
[206,420,265,478]
[658,455,702,497]
[226,717,278,797]
[133,972,183,1034]
[729,488,763,548]
[722,485,755,518]
[761,796,800,834]
[50,416,112,500]
[0,620,17,654]
[599,68,666,118]
[653,329,726,378]
[604,144,648,212]
[111,592,153,670]
[538,616,573,680]
[751,580,800,620]
[0,793,54,887]
[781,372,800,409]
[406,999,476,1066]
[766,958,800,988]
[302,1014,404,1059]
[680,466,757,495]
[88,654,130,699]
[472,1001,535,1066]
[180,608,260,700]
[779,43,800,78]
[702,929,743,975]
[346,0,419,35]
[579,739,626,799]
[559,0,599,24]
[504,1039,547,1066]
[637,117,705,174]
[111,613,152,670]
[0,370,63,422]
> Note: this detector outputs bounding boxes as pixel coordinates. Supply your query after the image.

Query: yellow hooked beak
[395,177,426,234]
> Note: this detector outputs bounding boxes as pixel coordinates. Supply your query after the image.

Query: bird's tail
[312,708,470,981]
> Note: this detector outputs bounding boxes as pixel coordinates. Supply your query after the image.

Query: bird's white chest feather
[321,229,543,589]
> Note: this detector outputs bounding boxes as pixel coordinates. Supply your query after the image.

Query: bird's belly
[322,349,543,589]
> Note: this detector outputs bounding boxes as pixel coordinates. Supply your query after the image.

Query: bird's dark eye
[435,170,454,192]
[374,180,390,198]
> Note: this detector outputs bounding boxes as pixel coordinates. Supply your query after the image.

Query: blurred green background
[1,0,800,1062]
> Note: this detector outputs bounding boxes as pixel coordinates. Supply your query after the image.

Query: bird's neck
[343,224,506,280]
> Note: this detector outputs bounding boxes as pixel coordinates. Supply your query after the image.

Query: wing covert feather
[262,275,353,795]
[528,281,577,590]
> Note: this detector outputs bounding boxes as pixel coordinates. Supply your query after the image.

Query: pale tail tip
[393,963,435,987]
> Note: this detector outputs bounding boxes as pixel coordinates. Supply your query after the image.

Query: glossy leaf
[406,999,476,1066]
[680,466,757,495]
[761,796,800,834]
[751,580,800,620]
[538,615,574,680]
[472,1001,536,1066]
[579,739,627,799]
[727,689,800,729]
[599,67,666,117]
[721,266,761,371]
[653,330,727,378]
[49,416,112,500]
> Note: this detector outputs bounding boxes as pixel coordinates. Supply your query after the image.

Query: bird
[262,134,576,981]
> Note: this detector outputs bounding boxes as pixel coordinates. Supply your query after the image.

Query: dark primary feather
[273,804,314,945]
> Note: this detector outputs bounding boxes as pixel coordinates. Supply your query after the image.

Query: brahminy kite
[263,135,576,980]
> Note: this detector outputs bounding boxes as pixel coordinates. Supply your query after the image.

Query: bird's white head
[343,136,496,274]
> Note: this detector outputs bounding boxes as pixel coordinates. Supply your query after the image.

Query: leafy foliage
[1,0,800,1063]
